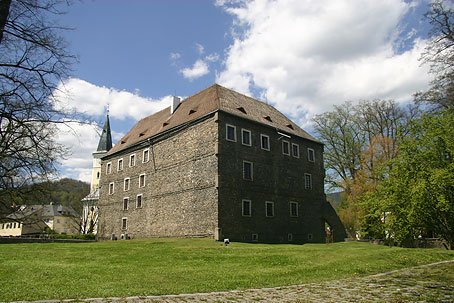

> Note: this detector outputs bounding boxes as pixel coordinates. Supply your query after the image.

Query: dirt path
[19,260,454,303]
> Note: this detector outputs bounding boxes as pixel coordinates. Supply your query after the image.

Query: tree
[416,0,454,109]
[374,111,454,249]
[0,0,75,218]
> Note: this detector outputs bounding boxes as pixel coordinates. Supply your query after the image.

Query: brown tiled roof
[106,84,319,156]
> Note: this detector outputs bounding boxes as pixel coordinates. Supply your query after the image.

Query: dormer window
[237,107,247,114]
[163,122,169,127]
[264,116,272,122]
[286,124,294,130]
[189,109,197,115]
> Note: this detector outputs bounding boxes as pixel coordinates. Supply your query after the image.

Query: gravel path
[20,260,454,303]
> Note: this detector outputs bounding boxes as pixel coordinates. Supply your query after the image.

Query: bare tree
[416,0,454,109]
[0,0,76,218]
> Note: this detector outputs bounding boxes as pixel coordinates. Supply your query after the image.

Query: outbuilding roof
[106,84,319,156]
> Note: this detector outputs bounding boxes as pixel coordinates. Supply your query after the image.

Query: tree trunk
[0,0,11,45]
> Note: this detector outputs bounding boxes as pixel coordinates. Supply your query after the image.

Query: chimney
[171,96,181,114]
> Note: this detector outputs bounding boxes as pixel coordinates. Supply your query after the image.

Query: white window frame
[242,199,252,217]
[139,173,146,188]
[282,140,290,155]
[308,148,315,162]
[241,129,252,146]
[243,160,253,181]
[260,134,270,151]
[108,182,114,195]
[129,154,136,167]
[124,178,130,191]
[143,149,150,163]
[136,194,143,208]
[226,124,236,142]
[121,217,128,230]
[305,173,312,190]
[292,143,300,158]
[117,158,124,171]
[265,201,275,217]
[106,162,112,174]
[123,197,129,210]
[289,201,299,217]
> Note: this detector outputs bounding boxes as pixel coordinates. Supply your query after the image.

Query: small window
[290,202,298,217]
[129,154,136,167]
[237,107,247,114]
[305,174,312,190]
[97,171,100,179]
[136,194,143,208]
[109,182,114,195]
[308,234,313,241]
[308,148,315,162]
[143,149,150,163]
[226,124,236,142]
[282,140,290,155]
[123,198,129,210]
[288,233,293,242]
[260,134,270,151]
[117,159,124,171]
[242,199,251,217]
[139,174,146,188]
[121,217,128,230]
[124,178,130,191]
[243,161,253,181]
[292,143,300,158]
[241,129,252,146]
[106,162,112,174]
[265,201,274,217]
[252,233,258,241]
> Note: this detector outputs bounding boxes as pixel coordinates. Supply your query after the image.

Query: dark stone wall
[98,116,219,239]
[217,112,330,243]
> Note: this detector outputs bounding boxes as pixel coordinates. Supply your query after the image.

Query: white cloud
[205,53,220,62]
[53,78,171,182]
[53,78,171,120]
[216,0,431,124]
[180,59,210,80]
[195,43,205,54]
[170,52,181,60]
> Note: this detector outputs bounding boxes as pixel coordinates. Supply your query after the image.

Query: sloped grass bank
[0,239,453,301]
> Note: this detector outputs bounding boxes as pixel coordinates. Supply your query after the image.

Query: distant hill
[326,191,346,210]
[7,178,90,215]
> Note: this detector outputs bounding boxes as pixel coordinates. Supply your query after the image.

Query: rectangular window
[124,178,130,191]
[308,148,315,162]
[129,154,136,167]
[242,199,251,217]
[226,124,236,142]
[292,143,300,158]
[123,198,129,210]
[106,162,112,174]
[121,217,127,230]
[252,233,258,241]
[243,161,253,180]
[290,201,298,217]
[288,233,293,242]
[282,140,290,155]
[109,182,114,195]
[136,194,143,208]
[117,158,124,171]
[260,134,270,151]
[241,129,252,146]
[139,174,146,188]
[265,201,274,217]
[143,149,150,163]
[305,174,312,189]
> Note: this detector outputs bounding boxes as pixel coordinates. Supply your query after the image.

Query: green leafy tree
[376,111,454,248]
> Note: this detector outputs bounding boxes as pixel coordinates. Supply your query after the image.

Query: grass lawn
[0,238,453,301]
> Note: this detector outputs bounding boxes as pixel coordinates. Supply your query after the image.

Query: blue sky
[53,0,434,183]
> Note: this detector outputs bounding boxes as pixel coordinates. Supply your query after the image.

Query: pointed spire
[96,114,112,152]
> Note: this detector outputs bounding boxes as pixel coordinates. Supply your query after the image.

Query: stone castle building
[98,84,345,243]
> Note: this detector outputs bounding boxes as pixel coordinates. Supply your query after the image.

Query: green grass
[0,239,453,301]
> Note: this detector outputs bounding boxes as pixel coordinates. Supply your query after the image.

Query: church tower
[81,114,112,235]
[90,114,112,191]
